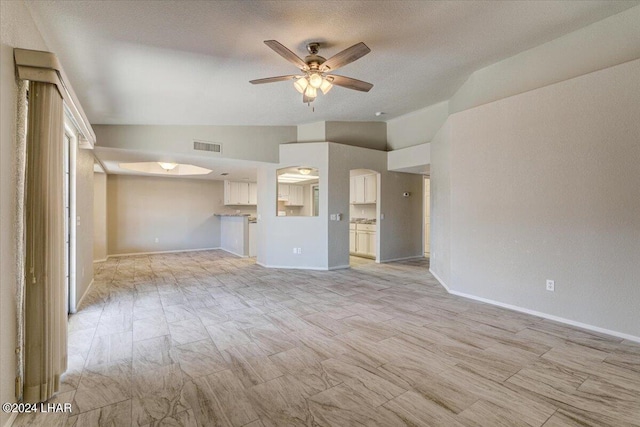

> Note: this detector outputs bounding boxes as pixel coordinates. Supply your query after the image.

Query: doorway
[349,169,379,266]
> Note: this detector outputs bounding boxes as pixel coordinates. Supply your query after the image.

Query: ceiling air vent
[193,140,222,154]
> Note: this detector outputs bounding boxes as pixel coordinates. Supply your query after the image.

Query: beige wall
[93,172,107,261]
[387,101,449,150]
[296,121,387,151]
[430,121,452,286]
[328,143,423,268]
[1,1,49,422]
[75,147,94,308]
[94,124,296,164]
[432,59,640,338]
[325,121,387,151]
[107,175,224,255]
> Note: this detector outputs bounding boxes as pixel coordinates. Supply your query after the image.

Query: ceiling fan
[250,40,373,104]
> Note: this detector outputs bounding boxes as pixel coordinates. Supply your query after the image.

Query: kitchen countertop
[350,218,377,224]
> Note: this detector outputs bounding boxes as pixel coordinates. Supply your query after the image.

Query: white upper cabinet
[248,182,257,205]
[224,180,257,205]
[277,183,290,201]
[286,185,304,206]
[364,174,377,203]
[350,173,377,204]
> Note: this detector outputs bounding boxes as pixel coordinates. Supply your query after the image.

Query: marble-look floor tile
[182,370,258,427]
[132,363,188,426]
[133,316,170,342]
[169,318,209,345]
[269,346,339,395]
[456,399,533,427]
[72,361,132,414]
[247,324,300,355]
[68,311,102,333]
[223,345,282,388]
[383,390,466,426]
[320,358,406,406]
[68,328,96,360]
[174,339,227,380]
[307,384,407,427]
[66,399,131,427]
[86,331,132,367]
[13,390,75,427]
[206,321,251,350]
[164,304,198,323]
[247,376,315,427]
[133,335,176,372]
[16,250,634,427]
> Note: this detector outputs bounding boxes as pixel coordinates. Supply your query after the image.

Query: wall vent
[193,140,222,154]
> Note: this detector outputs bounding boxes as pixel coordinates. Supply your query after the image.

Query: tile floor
[14,250,640,426]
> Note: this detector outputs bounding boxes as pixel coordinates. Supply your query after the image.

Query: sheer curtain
[22,81,67,403]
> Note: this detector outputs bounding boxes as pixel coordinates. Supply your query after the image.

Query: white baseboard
[256,261,329,271]
[72,278,94,314]
[107,247,221,258]
[93,258,107,263]
[218,248,248,258]
[380,255,424,263]
[427,269,640,344]
[328,264,350,271]
[429,268,451,292]
[3,412,17,427]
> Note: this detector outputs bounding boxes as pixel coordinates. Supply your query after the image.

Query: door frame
[423,175,430,258]
[64,119,78,314]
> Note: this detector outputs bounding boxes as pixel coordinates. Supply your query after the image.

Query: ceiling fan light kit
[250,40,373,104]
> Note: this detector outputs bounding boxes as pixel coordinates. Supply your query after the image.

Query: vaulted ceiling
[26,1,637,126]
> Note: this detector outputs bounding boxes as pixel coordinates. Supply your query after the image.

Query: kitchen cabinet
[279,184,304,206]
[350,223,376,259]
[349,228,356,253]
[350,177,356,204]
[364,174,377,203]
[224,180,257,205]
[248,222,257,257]
[350,173,377,204]
[286,185,304,206]
[249,183,257,205]
[277,183,289,201]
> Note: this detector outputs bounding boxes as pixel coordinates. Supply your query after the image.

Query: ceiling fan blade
[264,40,308,70]
[250,75,298,84]
[326,75,373,92]
[320,42,371,72]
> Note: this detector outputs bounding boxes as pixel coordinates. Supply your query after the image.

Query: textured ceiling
[27,1,637,126]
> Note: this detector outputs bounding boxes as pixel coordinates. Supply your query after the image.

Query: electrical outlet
[330,214,336,220]
[546,280,555,292]
[293,248,297,254]
[297,248,302,254]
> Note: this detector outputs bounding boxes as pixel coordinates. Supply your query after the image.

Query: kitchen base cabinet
[349,223,376,259]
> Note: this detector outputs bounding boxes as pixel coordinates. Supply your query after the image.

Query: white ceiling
[27,0,637,127]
